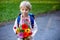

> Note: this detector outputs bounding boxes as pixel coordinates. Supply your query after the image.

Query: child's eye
[25,9,28,11]
[22,9,24,11]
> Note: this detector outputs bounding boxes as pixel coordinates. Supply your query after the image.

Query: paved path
[0,11,60,40]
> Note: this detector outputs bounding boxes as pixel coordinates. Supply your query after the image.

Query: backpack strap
[30,15,34,28]
[17,13,34,28]
[17,16,20,27]
[29,13,35,19]
[29,13,34,28]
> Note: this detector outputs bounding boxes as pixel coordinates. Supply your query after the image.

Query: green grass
[0,0,60,22]
[31,3,59,14]
[0,2,20,22]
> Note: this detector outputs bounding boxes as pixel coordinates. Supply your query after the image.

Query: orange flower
[23,28,32,38]
[25,28,31,33]
[23,32,32,38]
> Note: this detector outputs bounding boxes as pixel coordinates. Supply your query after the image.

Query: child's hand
[31,34,34,37]
[31,31,36,37]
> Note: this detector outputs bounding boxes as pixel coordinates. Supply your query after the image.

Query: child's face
[20,6,29,15]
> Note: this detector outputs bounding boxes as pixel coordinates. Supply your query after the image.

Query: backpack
[17,13,35,28]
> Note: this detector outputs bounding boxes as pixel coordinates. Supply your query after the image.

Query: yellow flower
[25,28,31,33]
[16,28,20,34]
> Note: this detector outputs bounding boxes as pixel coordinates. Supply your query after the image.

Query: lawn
[0,0,60,22]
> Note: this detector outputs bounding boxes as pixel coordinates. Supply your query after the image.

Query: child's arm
[31,20,38,37]
[13,18,17,34]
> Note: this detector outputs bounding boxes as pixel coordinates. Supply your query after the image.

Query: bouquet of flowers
[16,23,32,40]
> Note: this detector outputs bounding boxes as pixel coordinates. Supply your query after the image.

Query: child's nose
[24,9,26,12]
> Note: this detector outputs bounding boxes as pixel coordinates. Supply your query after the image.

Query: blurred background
[0,0,60,40]
[0,0,60,23]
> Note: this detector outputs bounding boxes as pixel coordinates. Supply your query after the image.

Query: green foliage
[0,0,60,22]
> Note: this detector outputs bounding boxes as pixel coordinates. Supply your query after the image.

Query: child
[13,1,38,40]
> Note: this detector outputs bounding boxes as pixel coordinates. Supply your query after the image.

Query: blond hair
[20,1,32,10]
